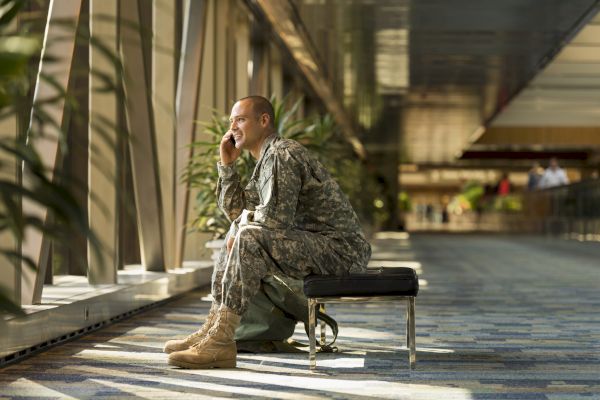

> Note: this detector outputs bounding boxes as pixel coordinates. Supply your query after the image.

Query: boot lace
[191,313,223,350]
[184,312,214,343]
[184,328,206,342]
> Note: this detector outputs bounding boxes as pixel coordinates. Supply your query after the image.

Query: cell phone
[229,136,236,146]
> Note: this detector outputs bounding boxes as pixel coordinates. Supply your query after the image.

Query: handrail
[486,179,600,238]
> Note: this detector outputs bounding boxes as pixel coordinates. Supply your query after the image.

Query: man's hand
[227,236,235,254]
[220,130,242,165]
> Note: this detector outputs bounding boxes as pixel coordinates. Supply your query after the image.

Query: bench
[303,267,419,370]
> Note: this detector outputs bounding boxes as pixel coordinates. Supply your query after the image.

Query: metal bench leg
[408,297,416,369]
[309,298,317,370]
[319,303,326,345]
[405,300,410,348]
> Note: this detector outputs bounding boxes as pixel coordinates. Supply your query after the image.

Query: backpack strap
[299,306,339,352]
[261,275,340,352]
[317,307,339,349]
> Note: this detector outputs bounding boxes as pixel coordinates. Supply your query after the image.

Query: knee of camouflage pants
[218,224,361,314]
[220,225,271,314]
[211,222,238,305]
[210,247,227,305]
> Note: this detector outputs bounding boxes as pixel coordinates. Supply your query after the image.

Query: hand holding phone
[220,130,241,165]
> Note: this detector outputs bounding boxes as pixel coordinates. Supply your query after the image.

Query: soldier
[164,96,371,369]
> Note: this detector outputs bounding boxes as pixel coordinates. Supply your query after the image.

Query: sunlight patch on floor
[74,349,165,362]
[66,365,323,400]
[2,378,78,399]
[237,354,364,369]
[183,369,474,400]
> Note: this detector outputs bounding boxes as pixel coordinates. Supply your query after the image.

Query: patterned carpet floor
[1,233,599,399]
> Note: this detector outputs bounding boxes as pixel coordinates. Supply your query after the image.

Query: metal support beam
[21,0,82,305]
[0,13,21,306]
[63,3,90,277]
[88,0,118,283]
[119,0,165,271]
[153,0,176,270]
[0,112,19,306]
[174,0,209,267]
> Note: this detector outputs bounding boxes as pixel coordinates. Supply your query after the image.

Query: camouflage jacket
[216,134,370,269]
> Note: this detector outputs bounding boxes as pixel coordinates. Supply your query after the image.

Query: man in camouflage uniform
[165,96,371,369]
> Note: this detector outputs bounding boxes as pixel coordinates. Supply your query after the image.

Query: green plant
[493,194,523,212]
[184,112,256,238]
[398,191,412,212]
[461,181,484,210]
[449,180,485,213]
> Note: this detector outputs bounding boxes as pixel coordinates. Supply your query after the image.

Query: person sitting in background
[538,158,569,189]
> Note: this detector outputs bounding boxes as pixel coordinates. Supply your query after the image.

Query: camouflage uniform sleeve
[216,161,246,222]
[242,150,301,230]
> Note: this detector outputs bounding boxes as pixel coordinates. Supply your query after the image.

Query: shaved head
[238,96,275,129]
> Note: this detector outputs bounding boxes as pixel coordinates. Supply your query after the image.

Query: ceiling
[293,0,600,166]
[491,11,600,128]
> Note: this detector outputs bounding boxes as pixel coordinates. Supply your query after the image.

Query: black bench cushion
[303,267,419,298]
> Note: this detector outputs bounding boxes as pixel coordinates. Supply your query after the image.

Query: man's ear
[260,113,270,127]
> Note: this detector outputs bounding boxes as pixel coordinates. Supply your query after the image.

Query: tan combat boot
[163,302,218,354]
[167,305,241,369]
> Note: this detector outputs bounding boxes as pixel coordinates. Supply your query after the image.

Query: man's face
[229,99,268,151]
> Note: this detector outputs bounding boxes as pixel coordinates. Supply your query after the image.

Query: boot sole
[168,358,236,369]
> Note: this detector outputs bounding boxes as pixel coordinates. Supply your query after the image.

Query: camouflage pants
[211,223,370,314]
